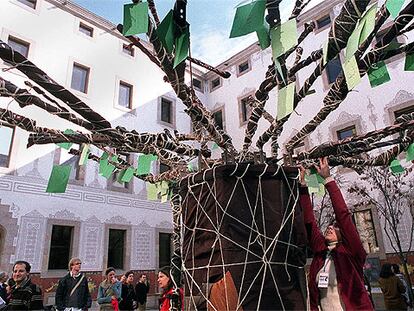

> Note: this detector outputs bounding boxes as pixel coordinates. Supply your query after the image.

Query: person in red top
[300,158,374,311]
[157,267,183,311]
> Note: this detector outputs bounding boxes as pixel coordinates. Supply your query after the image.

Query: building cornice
[203,0,344,80]
[45,0,153,50]
[297,0,345,26]
[204,41,261,80]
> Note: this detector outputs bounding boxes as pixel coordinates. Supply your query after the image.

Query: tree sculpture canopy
[0,0,413,189]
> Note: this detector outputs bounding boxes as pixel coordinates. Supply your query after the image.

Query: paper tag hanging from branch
[404,53,414,71]
[157,10,175,53]
[389,159,405,175]
[46,165,71,193]
[305,173,319,189]
[386,0,405,18]
[117,167,135,183]
[256,22,270,50]
[367,61,391,87]
[406,143,414,162]
[173,26,190,68]
[147,182,159,201]
[160,181,170,203]
[78,144,90,166]
[230,0,266,38]
[270,19,298,60]
[343,56,361,90]
[137,154,158,175]
[100,155,118,179]
[277,82,295,120]
[56,129,75,150]
[122,2,149,36]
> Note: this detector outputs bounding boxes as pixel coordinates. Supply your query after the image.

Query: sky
[72,0,324,65]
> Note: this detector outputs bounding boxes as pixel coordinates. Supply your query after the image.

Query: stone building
[0,0,413,307]
[0,0,197,306]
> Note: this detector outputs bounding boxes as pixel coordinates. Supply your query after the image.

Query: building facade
[0,0,196,305]
[0,0,413,306]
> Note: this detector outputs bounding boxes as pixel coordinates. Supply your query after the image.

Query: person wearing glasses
[55,258,92,311]
[299,158,373,311]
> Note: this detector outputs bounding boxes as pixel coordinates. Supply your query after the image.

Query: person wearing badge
[299,158,374,311]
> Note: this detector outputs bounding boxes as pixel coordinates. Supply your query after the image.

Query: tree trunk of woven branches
[348,167,414,304]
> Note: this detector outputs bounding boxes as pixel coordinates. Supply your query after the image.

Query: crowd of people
[0,157,412,311]
[0,259,150,311]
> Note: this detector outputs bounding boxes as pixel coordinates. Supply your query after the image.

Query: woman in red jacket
[300,158,374,310]
[157,266,183,311]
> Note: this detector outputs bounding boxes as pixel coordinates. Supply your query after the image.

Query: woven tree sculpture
[1,0,414,309]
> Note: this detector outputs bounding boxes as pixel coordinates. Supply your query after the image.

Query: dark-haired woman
[97,267,122,311]
[379,263,407,310]
[119,271,135,311]
[158,267,183,311]
[300,158,373,310]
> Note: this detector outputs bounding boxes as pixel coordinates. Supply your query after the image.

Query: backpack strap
[70,274,85,297]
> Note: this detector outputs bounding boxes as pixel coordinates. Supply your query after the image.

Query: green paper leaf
[384,41,403,52]
[187,163,194,172]
[212,143,219,150]
[122,2,149,36]
[345,22,364,61]
[256,22,270,50]
[137,154,158,175]
[315,184,326,197]
[308,185,319,194]
[322,41,328,66]
[229,0,266,38]
[78,144,90,166]
[309,167,324,184]
[270,19,298,60]
[117,169,127,183]
[359,4,377,44]
[389,159,405,175]
[343,56,361,90]
[160,181,170,203]
[46,165,71,193]
[117,167,135,183]
[160,181,169,191]
[157,10,175,53]
[274,59,285,84]
[309,167,317,175]
[161,192,169,203]
[344,4,376,62]
[406,143,414,162]
[277,82,295,120]
[173,26,190,68]
[147,182,159,201]
[121,167,135,183]
[56,129,75,150]
[305,174,319,189]
[386,0,405,18]
[99,152,109,174]
[367,61,391,87]
[404,53,414,71]
[101,155,118,179]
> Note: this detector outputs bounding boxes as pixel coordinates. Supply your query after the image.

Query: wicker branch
[0,76,96,131]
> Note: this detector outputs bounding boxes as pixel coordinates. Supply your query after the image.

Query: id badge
[318,272,329,288]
